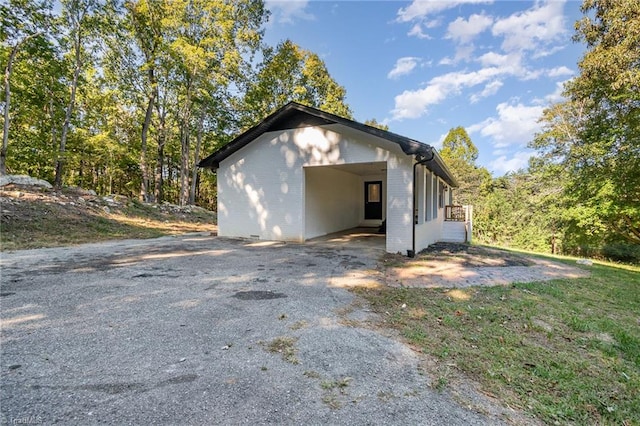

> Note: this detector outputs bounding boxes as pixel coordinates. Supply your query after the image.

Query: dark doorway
[364,181,383,220]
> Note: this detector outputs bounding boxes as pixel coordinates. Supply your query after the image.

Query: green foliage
[531,0,640,247]
[438,126,491,206]
[240,39,352,128]
[363,118,389,131]
[2,0,349,209]
[473,172,560,253]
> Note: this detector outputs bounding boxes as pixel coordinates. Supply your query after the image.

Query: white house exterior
[199,102,470,255]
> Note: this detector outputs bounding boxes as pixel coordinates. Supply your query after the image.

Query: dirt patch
[383,243,589,288]
[417,242,534,267]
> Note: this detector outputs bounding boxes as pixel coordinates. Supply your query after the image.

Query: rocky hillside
[0,176,217,251]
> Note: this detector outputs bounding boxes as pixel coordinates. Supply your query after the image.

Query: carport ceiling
[321,162,387,176]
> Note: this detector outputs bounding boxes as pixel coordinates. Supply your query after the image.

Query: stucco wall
[304,166,361,239]
[216,123,421,253]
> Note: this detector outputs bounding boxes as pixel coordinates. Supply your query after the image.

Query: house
[198,102,471,255]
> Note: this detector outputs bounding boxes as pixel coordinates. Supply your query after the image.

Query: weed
[303,370,321,379]
[290,320,308,330]
[322,394,341,410]
[265,336,299,365]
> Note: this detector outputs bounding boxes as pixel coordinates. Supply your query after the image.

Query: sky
[262,0,586,176]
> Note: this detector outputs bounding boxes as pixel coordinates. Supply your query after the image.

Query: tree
[1,0,52,175]
[54,0,113,188]
[164,0,267,206]
[439,126,490,206]
[532,0,640,245]
[240,39,352,127]
[364,119,389,131]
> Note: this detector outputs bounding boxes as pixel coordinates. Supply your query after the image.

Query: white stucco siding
[217,123,418,252]
[304,167,361,239]
[217,131,306,241]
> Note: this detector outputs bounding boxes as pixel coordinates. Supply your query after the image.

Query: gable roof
[198,101,458,187]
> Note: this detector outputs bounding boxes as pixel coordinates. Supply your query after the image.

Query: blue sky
[262,0,585,176]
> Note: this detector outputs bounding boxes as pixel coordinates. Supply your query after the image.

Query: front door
[364,181,382,220]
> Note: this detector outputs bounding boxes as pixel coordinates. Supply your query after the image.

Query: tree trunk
[179,123,190,206]
[2,33,41,176]
[1,46,20,175]
[54,31,82,189]
[189,115,204,205]
[154,97,167,204]
[140,69,156,202]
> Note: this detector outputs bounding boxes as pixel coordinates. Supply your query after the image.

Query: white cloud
[439,45,476,65]
[392,85,448,120]
[391,66,506,119]
[470,80,503,103]
[408,23,431,39]
[477,51,520,68]
[547,66,574,78]
[388,57,421,79]
[489,151,535,174]
[446,13,493,43]
[397,0,493,22]
[492,1,566,52]
[266,0,313,24]
[468,102,544,148]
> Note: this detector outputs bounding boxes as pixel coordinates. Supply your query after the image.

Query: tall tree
[54,0,113,188]
[439,126,490,206]
[1,0,52,175]
[122,0,168,202]
[165,0,267,206]
[532,0,640,245]
[241,39,352,127]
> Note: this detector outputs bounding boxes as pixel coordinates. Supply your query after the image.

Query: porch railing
[445,205,467,222]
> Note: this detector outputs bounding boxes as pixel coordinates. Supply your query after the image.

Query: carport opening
[304,162,387,248]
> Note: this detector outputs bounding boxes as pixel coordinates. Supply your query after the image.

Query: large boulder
[0,174,53,189]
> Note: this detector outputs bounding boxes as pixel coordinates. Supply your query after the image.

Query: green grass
[355,260,640,424]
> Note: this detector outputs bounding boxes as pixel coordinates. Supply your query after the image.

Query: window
[439,182,445,208]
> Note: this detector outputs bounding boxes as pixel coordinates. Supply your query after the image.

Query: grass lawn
[354,256,640,425]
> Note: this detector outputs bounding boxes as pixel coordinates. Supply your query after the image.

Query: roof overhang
[198,102,458,187]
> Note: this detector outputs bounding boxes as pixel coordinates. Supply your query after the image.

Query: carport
[304,161,387,242]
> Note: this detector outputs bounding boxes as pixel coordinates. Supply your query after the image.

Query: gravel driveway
[1,234,502,425]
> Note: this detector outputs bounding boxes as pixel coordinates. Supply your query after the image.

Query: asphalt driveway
[1,234,501,425]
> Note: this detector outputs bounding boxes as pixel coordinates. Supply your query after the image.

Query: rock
[576,259,593,266]
[0,174,53,189]
[103,206,111,214]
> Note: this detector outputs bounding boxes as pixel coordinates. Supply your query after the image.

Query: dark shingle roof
[198,102,458,187]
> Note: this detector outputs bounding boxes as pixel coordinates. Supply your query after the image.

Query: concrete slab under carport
[306,227,386,251]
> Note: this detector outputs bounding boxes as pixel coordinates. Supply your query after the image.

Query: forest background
[1,0,638,262]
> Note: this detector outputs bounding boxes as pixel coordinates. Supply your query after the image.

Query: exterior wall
[414,168,446,252]
[304,166,361,239]
[217,123,414,252]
